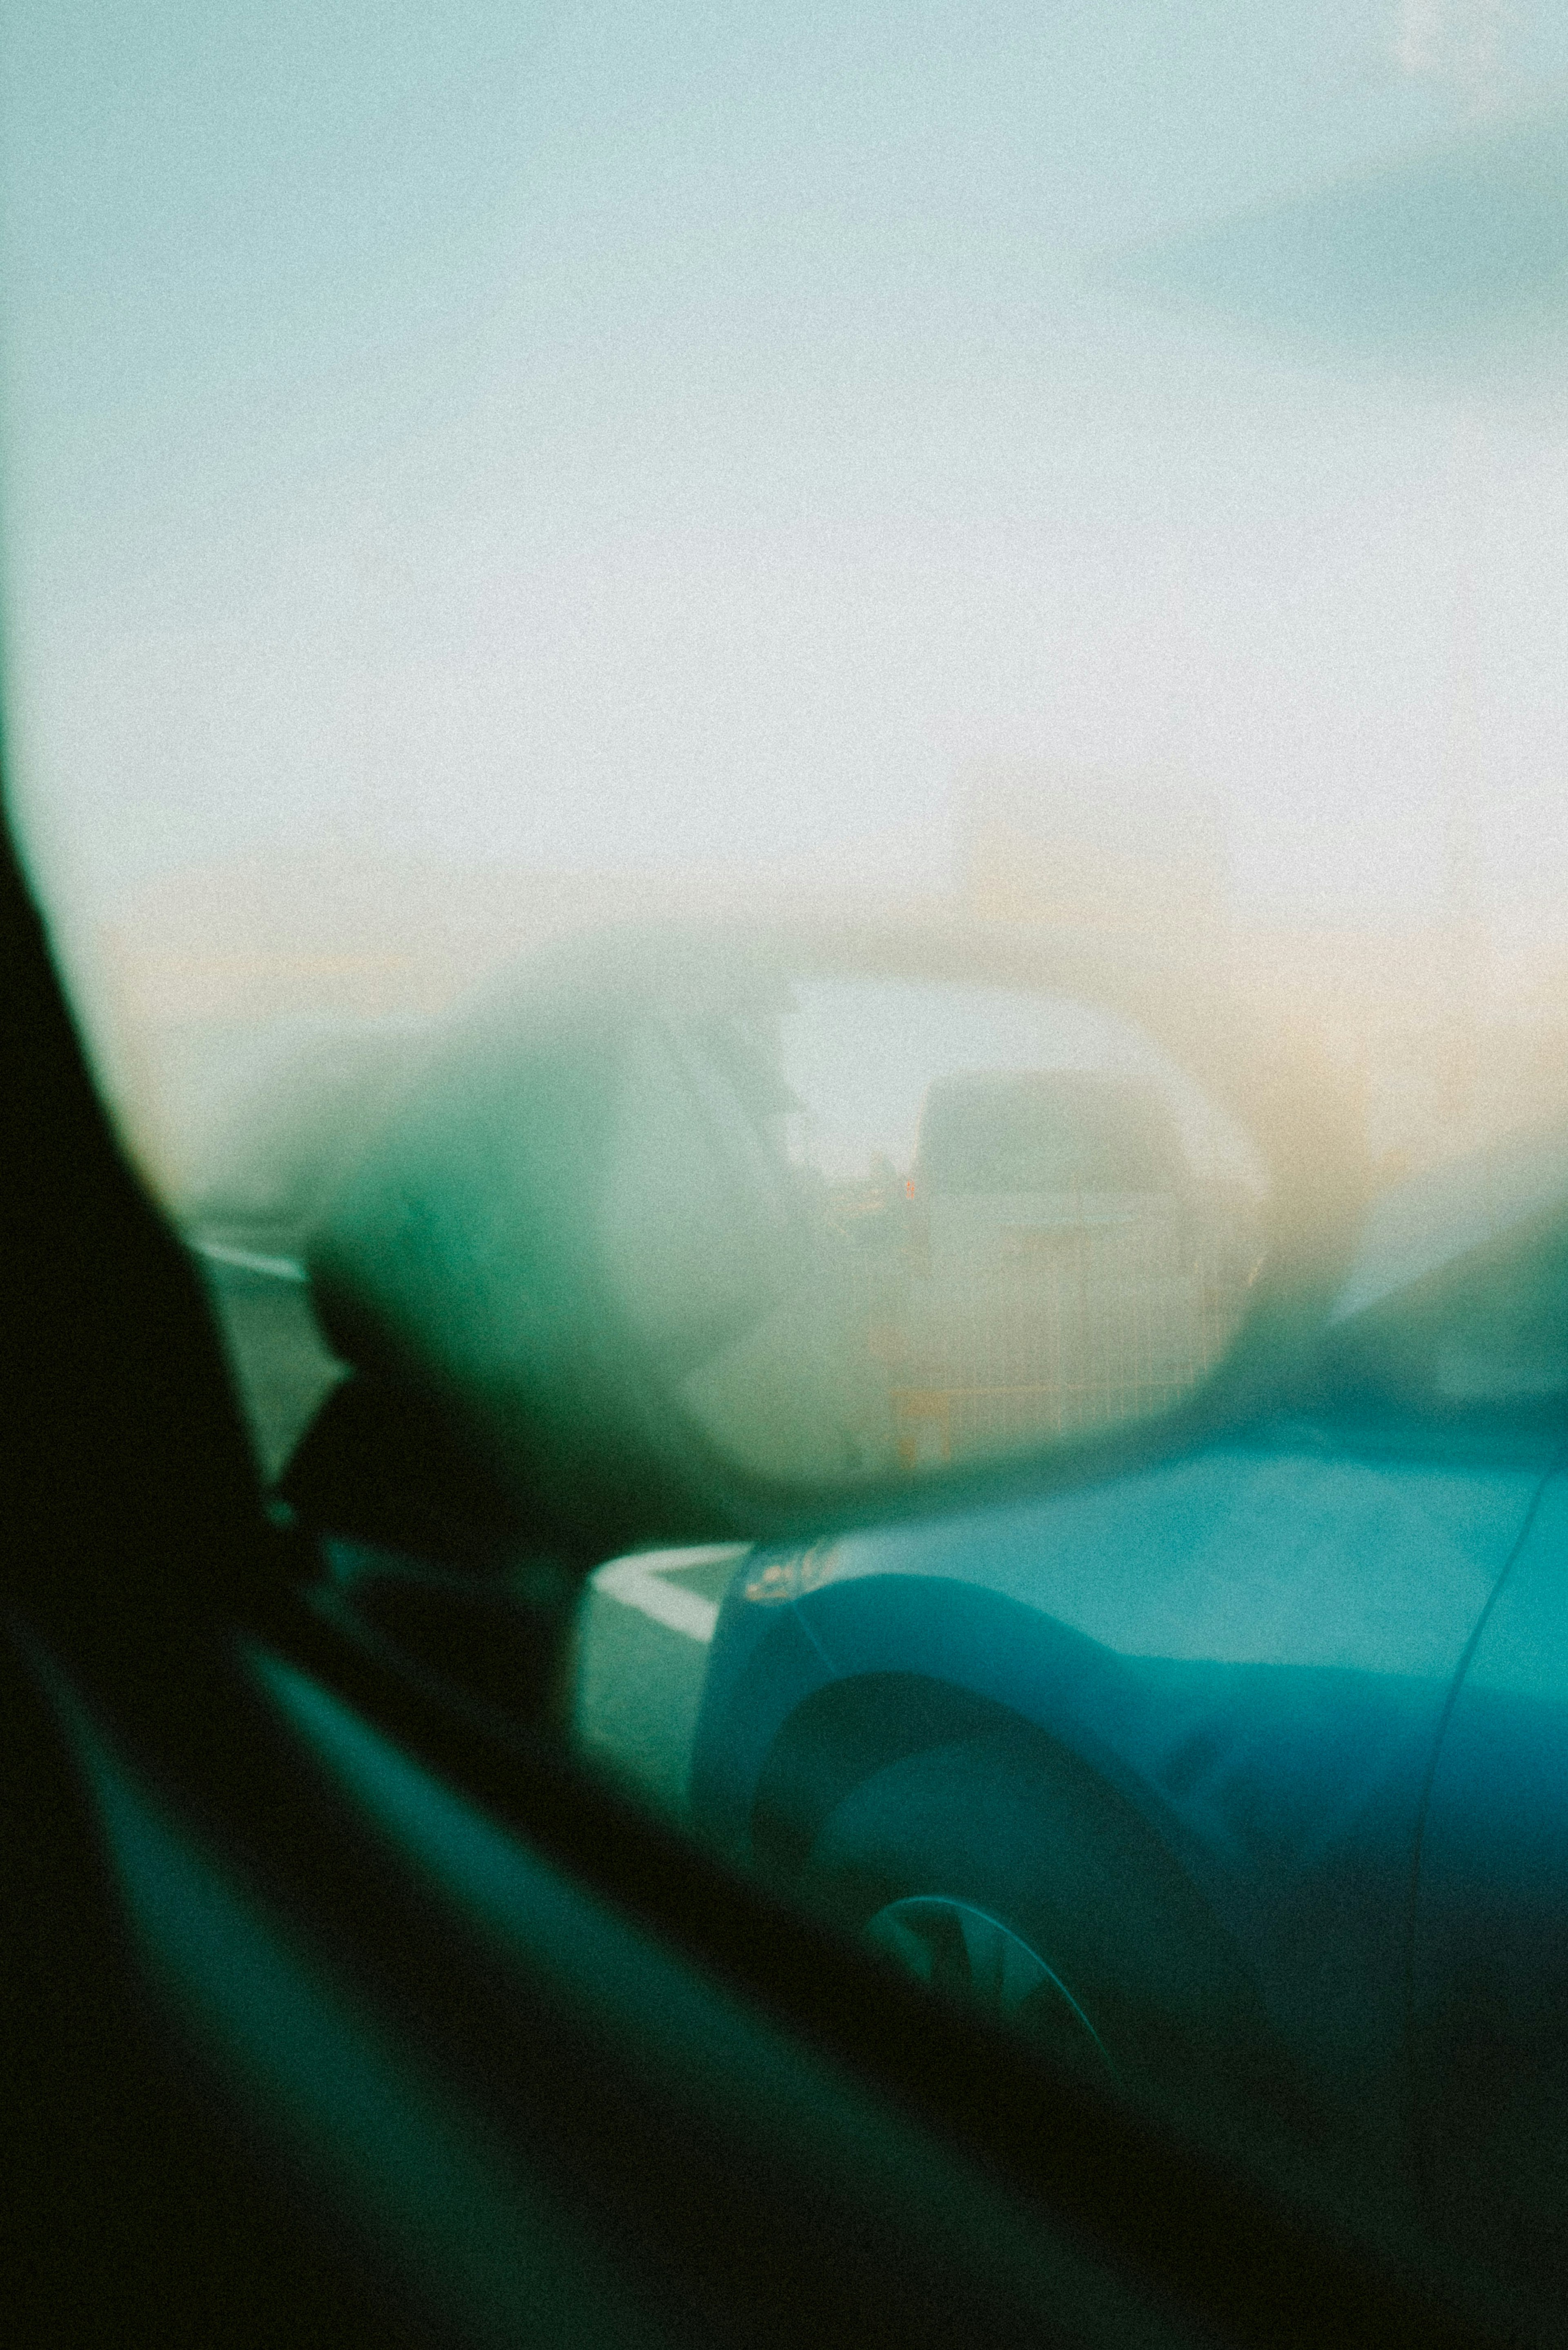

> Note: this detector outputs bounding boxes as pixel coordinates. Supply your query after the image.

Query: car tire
[805,1730,1275,2125]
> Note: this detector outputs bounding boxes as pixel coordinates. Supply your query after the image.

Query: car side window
[9,6,1568,2339]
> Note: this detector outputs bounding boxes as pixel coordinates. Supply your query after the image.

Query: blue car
[690,1117,1568,2292]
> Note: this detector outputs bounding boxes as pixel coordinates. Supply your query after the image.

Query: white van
[900,1071,1213,1452]
[908,1071,1196,1283]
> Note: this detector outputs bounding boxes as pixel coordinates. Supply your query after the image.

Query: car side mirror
[301,924,1361,1551]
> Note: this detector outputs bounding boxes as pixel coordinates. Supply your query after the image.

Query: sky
[7,2,1568,982]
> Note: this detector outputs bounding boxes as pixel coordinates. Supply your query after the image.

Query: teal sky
[7,3,1568,958]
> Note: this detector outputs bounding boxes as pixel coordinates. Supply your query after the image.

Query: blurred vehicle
[895,1071,1237,1457]
[690,1112,1568,2303]
[907,1070,1197,1280]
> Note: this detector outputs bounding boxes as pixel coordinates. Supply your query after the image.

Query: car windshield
[9,2,1568,2332]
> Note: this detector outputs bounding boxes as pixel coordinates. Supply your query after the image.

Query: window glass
[9,3,1568,2325]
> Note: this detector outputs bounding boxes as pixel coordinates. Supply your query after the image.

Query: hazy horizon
[9,4,1568,1000]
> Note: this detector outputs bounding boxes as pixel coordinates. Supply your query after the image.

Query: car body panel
[1413,1467,1568,2296]
[689,1604,838,1846]
[785,1436,1533,1672]
[691,1425,1556,2184]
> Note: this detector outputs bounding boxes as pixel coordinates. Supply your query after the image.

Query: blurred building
[953,758,1568,1177]
[959,761,1230,944]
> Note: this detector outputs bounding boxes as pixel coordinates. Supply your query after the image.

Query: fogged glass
[11,3,1568,2331]
[599,979,1266,1484]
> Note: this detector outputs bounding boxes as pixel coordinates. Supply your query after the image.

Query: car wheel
[863,1893,1114,2079]
[804,1729,1265,2114]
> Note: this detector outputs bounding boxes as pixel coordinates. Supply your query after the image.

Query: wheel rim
[865,1894,1113,2075]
